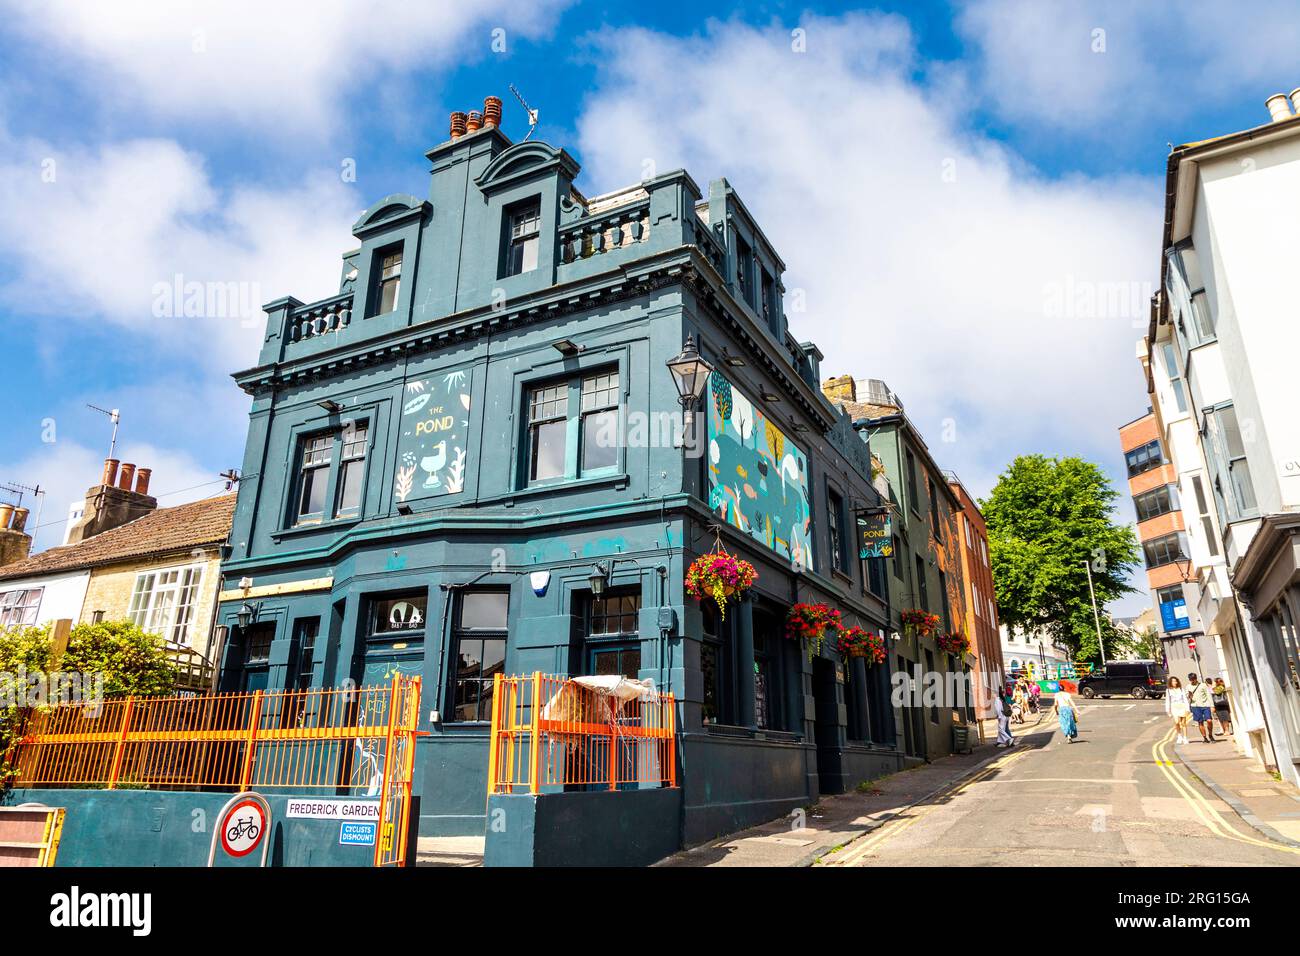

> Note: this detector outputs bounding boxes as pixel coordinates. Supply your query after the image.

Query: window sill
[273,515,363,541]
[483,472,630,506]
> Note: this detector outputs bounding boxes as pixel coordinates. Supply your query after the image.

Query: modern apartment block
[1140,91,1300,785]
[1117,410,1221,682]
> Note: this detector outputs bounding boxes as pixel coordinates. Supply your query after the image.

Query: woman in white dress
[1165,675,1191,744]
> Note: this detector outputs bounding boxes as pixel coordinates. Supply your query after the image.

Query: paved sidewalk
[657,732,1048,867]
[1174,736,1300,847]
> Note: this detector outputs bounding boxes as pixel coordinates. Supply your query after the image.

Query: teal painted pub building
[216,104,902,849]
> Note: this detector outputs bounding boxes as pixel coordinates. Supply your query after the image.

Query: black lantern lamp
[587,563,609,596]
[665,334,714,434]
[236,602,259,630]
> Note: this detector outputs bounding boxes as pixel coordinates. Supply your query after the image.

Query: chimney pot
[483,96,502,128]
[135,467,153,496]
[102,458,120,487]
[449,111,467,139]
[11,507,28,533]
[0,504,12,531]
[118,462,136,491]
[1266,92,1293,123]
[1289,88,1300,115]
[465,110,482,133]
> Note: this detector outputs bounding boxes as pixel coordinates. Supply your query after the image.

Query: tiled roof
[0,494,235,581]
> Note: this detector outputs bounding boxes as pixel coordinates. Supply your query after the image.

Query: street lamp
[665,334,714,439]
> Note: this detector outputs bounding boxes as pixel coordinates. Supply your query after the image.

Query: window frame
[128,563,205,645]
[826,486,848,575]
[502,198,542,278]
[1142,532,1187,570]
[290,418,373,529]
[448,589,509,724]
[1125,439,1163,478]
[522,366,624,489]
[0,587,43,627]
[1134,484,1177,523]
[1202,403,1258,522]
[370,244,403,317]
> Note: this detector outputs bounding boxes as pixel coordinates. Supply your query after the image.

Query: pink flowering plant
[685,551,757,620]
[937,631,971,658]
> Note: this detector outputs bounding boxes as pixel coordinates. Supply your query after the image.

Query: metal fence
[487,672,677,795]
[7,676,423,866]
[8,677,421,794]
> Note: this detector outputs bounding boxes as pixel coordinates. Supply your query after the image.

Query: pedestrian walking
[1187,673,1217,742]
[993,687,1014,747]
[1165,675,1191,744]
[1028,681,1041,714]
[1053,687,1079,743]
[1212,678,1233,736]
[1012,682,1027,724]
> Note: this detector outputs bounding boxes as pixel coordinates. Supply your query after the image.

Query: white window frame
[128,563,205,645]
[0,587,44,627]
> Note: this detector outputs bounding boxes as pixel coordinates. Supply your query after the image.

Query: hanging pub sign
[857,508,893,560]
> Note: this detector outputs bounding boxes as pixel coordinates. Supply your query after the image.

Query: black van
[1077,661,1167,699]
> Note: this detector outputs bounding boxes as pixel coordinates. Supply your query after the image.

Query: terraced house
[823,376,979,760]
[215,98,901,855]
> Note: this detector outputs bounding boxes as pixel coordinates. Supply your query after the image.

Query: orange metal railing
[8,676,421,794]
[487,672,677,795]
[7,675,423,866]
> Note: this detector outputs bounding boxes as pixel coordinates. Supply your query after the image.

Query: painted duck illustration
[421,441,447,488]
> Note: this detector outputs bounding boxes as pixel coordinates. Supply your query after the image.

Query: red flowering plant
[936,631,971,658]
[786,603,843,659]
[900,609,940,637]
[685,551,757,620]
[835,626,887,665]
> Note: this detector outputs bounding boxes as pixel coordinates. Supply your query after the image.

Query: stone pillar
[736,594,756,729]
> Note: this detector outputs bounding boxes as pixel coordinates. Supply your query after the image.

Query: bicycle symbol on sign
[227,815,260,843]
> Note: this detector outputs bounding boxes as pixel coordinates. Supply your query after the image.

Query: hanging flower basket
[901,609,940,638]
[936,631,971,658]
[835,626,887,665]
[786,603,843,660]
[685,550,757,620]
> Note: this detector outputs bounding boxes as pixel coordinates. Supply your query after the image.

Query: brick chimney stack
[0,503,33,568]
[821,375,857,404]
[65,458,158,545]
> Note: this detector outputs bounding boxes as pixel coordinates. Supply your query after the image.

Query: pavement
[1173,732,1300,847]
[658,739,1007,867]
[415,835,484,867]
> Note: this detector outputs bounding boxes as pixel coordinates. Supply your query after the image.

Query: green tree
[1,620,176,785]
[981,455,1139,661]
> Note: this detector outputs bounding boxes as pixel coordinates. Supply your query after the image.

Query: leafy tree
[1,620,175,785]
[981,455,1139,661]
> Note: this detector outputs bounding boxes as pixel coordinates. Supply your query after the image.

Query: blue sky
[2,1,1298,614]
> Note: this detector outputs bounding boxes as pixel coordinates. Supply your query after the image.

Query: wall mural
[394,368,472,502]
[706,371,814,571]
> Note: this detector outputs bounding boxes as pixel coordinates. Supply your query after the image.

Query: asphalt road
[830,698,1300,867]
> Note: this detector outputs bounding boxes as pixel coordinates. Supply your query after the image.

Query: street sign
[856,508,893,560]
[339,821,377,847]
[208,791,272,867]
[219,798,266,858]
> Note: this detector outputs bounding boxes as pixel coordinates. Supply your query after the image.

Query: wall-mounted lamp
[760,390,781,403]
[317,399,342,414]
[236,601,261,630]
[588,562,609,596]
[666,334,714,436]
[721,347,746,368]
[553,339,584,357]
[396,502,413,516]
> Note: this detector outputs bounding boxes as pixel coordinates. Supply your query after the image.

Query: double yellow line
[827,748,1028,866]
[1151,729,1300,856]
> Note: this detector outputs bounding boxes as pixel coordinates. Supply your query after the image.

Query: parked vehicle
[1077,661,1166,699]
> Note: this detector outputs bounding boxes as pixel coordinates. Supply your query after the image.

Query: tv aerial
[509,84,539,141]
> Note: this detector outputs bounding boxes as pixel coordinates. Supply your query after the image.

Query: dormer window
[369,245,402,317]
[735,235,752,305]
[505,201,541,276]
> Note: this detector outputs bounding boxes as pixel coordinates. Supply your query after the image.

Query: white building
[1144,91,1300,786]
[999,623,1073,681]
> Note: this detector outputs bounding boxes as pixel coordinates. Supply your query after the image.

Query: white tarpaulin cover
[541,676,655,722]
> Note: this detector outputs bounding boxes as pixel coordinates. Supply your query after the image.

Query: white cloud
[574,16,1159,500]
[957,0,1300,134]
[0,439,223,554]
[2,0,572,136]
[0,127,359,375]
